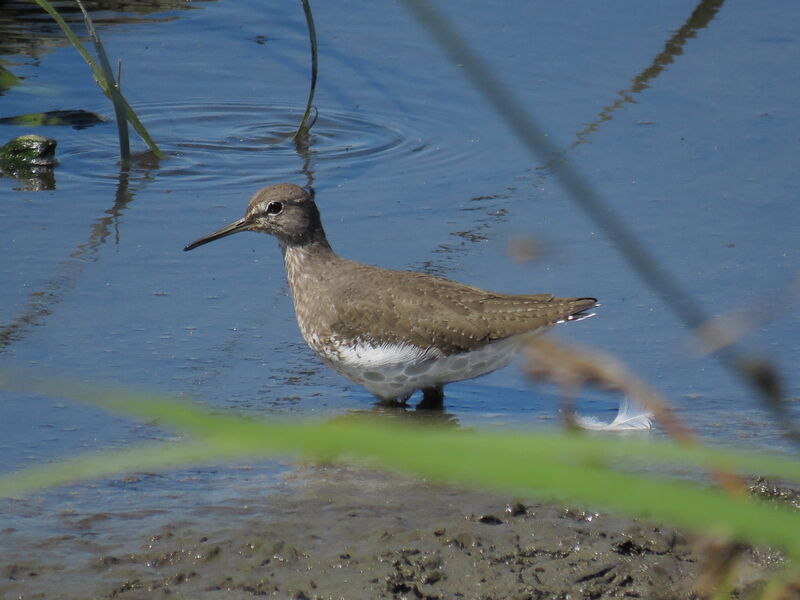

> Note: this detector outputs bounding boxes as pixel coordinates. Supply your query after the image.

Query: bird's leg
[417,385,444,411]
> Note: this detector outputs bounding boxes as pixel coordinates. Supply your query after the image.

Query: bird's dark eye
[266,201,283,215]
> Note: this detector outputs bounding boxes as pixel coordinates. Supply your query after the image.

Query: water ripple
[58,102,476,188]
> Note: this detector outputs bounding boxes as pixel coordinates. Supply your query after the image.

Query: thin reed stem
[295,0,319,139]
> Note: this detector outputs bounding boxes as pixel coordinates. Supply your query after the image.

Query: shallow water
[1,0,799,551]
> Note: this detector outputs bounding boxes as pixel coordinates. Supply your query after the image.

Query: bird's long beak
[183,217,251,251]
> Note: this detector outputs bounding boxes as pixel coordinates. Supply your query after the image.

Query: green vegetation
[0,65,22,93]
[33,0,165,162]
[0,134,56,166]
[1,369,799,568]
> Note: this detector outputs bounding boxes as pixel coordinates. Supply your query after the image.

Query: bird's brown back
[289,252,596,355]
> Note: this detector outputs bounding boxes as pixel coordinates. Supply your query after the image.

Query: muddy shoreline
[1,464,786,599]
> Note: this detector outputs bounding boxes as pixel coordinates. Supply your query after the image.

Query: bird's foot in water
[373,386,444,411]
[416,385,444,411]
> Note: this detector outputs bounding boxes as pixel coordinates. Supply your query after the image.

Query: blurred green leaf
[1,369,800,561]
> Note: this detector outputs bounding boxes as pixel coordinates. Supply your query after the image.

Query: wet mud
[0,465,787,599]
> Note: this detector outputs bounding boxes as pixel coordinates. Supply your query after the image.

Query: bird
[184,183,596,409]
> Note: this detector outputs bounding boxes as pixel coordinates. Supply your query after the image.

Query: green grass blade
[4,369,799,483]
[294,0,318,139]
[2,370,800,559]
[75,0,130,162]
[0,65,22,92]
[33,0,165,160]
[115,95,167,159]
[1,412,799,560]
[0,442,221,498]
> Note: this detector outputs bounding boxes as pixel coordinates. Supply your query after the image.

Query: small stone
[478,514,503,525]
[505,502,527,516]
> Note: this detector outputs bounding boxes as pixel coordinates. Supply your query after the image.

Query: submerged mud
[0,465,786,599]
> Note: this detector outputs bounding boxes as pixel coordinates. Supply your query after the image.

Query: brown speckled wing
[327,263,595,355]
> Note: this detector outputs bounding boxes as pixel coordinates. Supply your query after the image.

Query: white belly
[308,334,531,401]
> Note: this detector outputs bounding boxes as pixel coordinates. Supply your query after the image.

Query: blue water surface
[0,0,798,523]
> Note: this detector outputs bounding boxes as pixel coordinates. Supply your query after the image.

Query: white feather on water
[573,396,653,431]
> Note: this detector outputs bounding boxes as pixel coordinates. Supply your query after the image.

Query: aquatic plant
[295,0,318,140]
[1,370,799,571]
[33,0,165,162]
